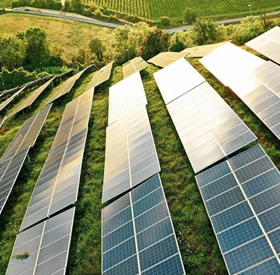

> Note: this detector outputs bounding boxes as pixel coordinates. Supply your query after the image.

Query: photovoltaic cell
[123,57,149,78]
[200,42,280,140]
[108,72,147,125]
[10,77,55,117]
[246,26,280,64]
[102,174,185,275]
[0,105,51,215]
[6,207,75,275]
[46,65,92,104]
[103,105,160,203]
[85,62,114,92]
[195,145,280,274]
[153,58,206,104]
[21,90,93,231]
[167,82,256,173]
[148,52,187,68]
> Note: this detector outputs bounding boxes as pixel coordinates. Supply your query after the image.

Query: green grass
[92,0,280,20]
[0,13,107,59]
[0,57,280,275]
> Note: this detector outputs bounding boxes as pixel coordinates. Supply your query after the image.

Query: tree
[161,16,171,27]
[24,28,50,67]
[183,7,197,24]
[259,10,274,32]
[139,28,170,60]
[70,0,84,13]
[89,37,106,61]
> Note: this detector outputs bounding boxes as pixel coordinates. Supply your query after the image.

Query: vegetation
[184,7,198,24]
[12,251,29,260]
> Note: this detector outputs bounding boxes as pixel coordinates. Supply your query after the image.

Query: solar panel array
[46,65,92,104]
[10,77,56,117]
[181,41,230,58]
[21,90,93,231]
[6,207,75,275]
[123,57,149,78]
[246,26,280,64]
[0,116,6,128]
[102,174,185,275]
[148,52,187,68]
[0,105,51,215]
[153,58,205,104]
[85,62,114,92]
[108,72,147,125]
[167,82,257,173]
[200,42,280,140]
[196,145,280,275]
[103,105,160,203]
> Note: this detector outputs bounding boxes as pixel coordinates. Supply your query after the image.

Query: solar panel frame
[153,58,206,104]
[123,57,149,78]
[148,52,188,68]
[102,174,185,275]
[21,90,93,231]
[103,105,161,203]
[0,116,6,128]
[6,207,75,275]
[195,145,280,275]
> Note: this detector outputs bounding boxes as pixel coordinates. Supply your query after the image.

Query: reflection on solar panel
[200,43,280,140]
[85,62,114,92]
[103,105,160,203]
[167,82,257,173]
[108,72,147,125]
[21,90,93,230]
[154,58,205,104]
[10,77,55,117]
[123,57,149,78]
[0,116,6,128]
[148,52,187,68]
[0,105,51,214]
[196,145,280,275]
[181,41,230,58]
[246,26,280,64]
[46,65,92,104]
[0,84,28,112]
[102,174,185,275]
[6,207,75,275]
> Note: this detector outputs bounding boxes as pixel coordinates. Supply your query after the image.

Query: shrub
[161,16,171,26]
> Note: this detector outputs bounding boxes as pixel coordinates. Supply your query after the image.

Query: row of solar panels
[151,37,280,273]
[3,63,114,275]
[101,71,186,274]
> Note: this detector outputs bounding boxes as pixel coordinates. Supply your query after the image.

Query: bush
[161,16,171,26]
[184,7,197,24]
[93,8,103,18]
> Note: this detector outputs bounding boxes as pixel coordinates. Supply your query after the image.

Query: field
[0,13,107,58]
[93,0,280,20]
[0,51,280,274]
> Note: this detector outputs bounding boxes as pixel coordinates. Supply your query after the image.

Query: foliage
[160,16,171,26]
[12,251,29,260]
[183,7,197,24]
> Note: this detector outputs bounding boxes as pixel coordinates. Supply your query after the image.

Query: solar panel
[85,62,114,92]
[246,26,280,64]
[195,145,280,274]
[46,65,92,104]
[181,41,230,58]
[108,72,147,125]
[167,82,257,173]
[0,84,28,112]
[103,105,160,203]
[10,77,56,117]
[200,43,280,140]
[6,207,75,275]
[153,58,206,104]
[102,174,185,275]
[148,52,187,68]
[0,106,51,215]
[0,116,6,128]
[21,90,93,230]
[123,57,149,78]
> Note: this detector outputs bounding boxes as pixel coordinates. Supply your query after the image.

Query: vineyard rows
[89,0,280,20]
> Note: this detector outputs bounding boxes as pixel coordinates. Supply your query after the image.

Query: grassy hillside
[0,57,280,275]
[0,13,108,58]
[94,0,280,20]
